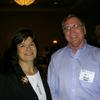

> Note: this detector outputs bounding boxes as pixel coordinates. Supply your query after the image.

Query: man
[48,14,100,100]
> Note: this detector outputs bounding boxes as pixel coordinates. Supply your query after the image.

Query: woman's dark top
[0,64,52,100]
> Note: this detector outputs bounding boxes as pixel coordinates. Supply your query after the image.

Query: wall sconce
[14,0,35,6]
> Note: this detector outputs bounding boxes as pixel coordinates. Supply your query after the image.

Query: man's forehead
[64,18,82,25]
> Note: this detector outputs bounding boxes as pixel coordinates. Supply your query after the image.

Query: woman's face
[17,37,37,63]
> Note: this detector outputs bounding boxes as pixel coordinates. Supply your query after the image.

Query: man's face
[63,17,85,48]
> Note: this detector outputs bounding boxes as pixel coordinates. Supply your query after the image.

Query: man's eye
[73,24,78,28]
[64,26,70,30]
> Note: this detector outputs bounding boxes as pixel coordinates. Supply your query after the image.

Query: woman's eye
[30,43,35,46]
[18,44,25,48]
[20,45,24,47]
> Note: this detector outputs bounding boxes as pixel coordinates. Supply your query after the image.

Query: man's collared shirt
[48,42,100,100]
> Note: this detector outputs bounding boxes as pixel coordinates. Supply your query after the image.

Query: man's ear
[83,27,86,35]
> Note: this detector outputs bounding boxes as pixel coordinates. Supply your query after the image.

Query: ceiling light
[14,0,35,6]
[52,40,58,44]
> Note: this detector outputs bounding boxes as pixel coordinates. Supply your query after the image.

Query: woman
[2,29,52,100]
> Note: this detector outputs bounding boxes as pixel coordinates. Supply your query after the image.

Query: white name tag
[79,69,95,83]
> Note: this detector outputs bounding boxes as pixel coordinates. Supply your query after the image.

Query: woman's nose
[26,46,31,50]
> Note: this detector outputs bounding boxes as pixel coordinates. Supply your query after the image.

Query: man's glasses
[63,24,83,32]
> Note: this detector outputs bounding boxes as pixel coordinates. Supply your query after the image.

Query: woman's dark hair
[4,29,39,71]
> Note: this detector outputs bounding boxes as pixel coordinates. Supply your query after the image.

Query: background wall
[0,11,99,56]
[0,12,65,56]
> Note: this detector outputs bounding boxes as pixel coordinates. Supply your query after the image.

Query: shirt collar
[66,39,87,58]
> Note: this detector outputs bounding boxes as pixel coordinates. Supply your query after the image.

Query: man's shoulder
[87,44,100,57]
[87,44,100,51]
[51,46,67,58]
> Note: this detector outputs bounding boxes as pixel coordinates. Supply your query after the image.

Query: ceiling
[0,0,99,54]
[0,0,99,14]
[0,0,100,24]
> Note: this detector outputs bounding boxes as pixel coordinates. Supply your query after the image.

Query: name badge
[79,69,95,83]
